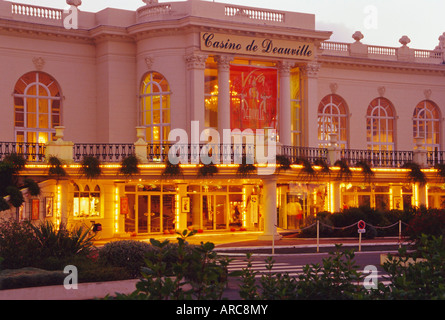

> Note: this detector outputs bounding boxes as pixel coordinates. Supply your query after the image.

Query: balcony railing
[427,151,445,167]
[73,143,135,163]
[0,142,45,162]
[341,149,413,168]
[0,140,438,171]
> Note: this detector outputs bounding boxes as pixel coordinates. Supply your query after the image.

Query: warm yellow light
[389,188,393,210]
[175,194,180,231]
[114,187,119,234]
[56,185,62,229]
[242,187,247,228]
[329,182,335,213]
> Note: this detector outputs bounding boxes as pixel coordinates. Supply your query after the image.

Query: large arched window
[413,100,441,152]
[13,72,62,144]
[366,98,396,151]
[73,183,101,218]
[317,94,349,149]
[140,72,171,144]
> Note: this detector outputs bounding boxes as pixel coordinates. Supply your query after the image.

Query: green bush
[373,235,445,300]
[0,219,95,270]
[0,219,40,269]
[110,230,232,300]
[237,245,367,300]
[406,208,445,241]
[299,206,415,238]
[98,240,154,278]
[0,268,65,290]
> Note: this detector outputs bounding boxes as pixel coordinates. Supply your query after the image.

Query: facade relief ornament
[378,86,386,97]
[145,56,154,70]
[424,89,432,100]
[330,83,338,94]
[32,57,45,71]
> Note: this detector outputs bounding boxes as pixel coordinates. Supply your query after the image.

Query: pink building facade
[1,0,445,240]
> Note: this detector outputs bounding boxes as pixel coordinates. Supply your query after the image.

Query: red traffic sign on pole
[358,220,366,232]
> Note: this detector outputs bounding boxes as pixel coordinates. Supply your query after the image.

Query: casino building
[1,0,445,240]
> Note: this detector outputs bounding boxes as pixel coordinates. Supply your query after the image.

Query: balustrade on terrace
[0,141,442,171]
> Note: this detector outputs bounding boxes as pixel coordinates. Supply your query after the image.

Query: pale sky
[9,0,445,50]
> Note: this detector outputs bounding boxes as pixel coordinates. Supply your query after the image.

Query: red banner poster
[230,65,278,130]
[31,199,39,220]
[120,197,129,215]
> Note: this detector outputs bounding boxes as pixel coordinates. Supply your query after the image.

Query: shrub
[0,219,40,269]
[376,235,445,300]
[0,268,65,290]
[406,208,445,240]
[111,230,232,300]
[0,220,95,270]
[29,221,95,268]
[98,240,154,278]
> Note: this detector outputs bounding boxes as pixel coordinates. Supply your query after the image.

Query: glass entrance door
[137,195,161,233]
[202,194,227,230]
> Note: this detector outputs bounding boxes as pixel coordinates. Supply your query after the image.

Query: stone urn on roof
[143,0,159,5]
[66,0,82,7]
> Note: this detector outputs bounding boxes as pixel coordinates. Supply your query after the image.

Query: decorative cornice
[319,55,445,75]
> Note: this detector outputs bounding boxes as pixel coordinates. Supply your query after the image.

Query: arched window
[366,98,396,151]
[140,72,171,144]
[413,100,441,152]
[317,94,349,149]
[73,183,101,218]
[13,72,62,144]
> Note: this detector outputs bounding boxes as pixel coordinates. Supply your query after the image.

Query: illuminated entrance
[124,184,176,234]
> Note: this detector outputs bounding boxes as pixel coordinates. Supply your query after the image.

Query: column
[185,53,207,136]
[215,55,233,136]
[176,183,188,232]
[301,62,321,148]
[258,176,281,241]
[278,61,294,147]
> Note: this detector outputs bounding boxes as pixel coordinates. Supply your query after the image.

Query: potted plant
[313,158,331,178]
[47,156,67,181]
[80,155,102,180]
[236,155,256,177]
[435,163,445,182]
[276,155,292,172]
[120,154,140,178]
[295,157,316,180]
[402,162,427,186]
[197,161,219,178]
[334,159,352,181]
[356,160,375,183]
[162,160,183,178]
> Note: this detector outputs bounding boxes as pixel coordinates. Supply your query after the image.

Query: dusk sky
[9,0,445,50]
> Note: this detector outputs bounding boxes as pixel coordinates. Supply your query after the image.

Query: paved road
[221,251,393,300]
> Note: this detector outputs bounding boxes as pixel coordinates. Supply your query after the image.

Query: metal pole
[399,220,402,249]
[317,219,320,253]
[359,231,362,252]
